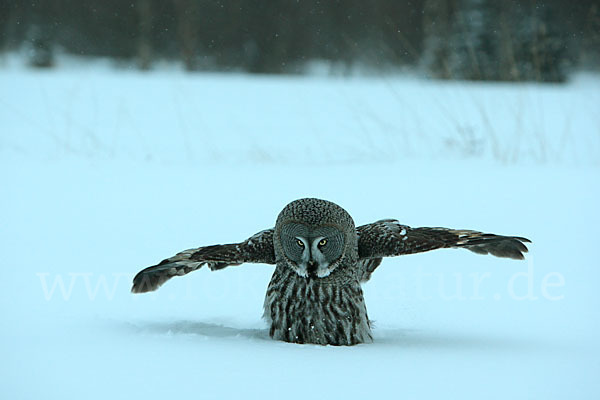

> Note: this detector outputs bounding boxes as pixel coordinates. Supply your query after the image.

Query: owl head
[274,198,357,279]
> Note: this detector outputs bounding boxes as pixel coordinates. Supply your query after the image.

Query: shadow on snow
[124,320,535,351]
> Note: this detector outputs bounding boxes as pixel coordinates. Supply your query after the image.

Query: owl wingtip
[131,280,157,294]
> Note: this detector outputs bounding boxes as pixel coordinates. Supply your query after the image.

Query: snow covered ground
[1,64,599,399]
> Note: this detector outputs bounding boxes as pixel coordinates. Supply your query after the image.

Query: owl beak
[306,260,318,277]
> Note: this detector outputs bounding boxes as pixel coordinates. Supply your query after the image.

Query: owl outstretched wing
[131,228,275,293]
[356,219,530,280]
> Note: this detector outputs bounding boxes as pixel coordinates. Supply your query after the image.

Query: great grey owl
[132,198,530,346]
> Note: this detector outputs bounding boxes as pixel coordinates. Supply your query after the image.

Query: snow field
[1,67,599,399]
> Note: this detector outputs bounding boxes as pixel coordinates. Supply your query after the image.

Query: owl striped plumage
[132,198,530,345]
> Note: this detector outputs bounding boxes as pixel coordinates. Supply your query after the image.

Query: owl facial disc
[295,236,332,278]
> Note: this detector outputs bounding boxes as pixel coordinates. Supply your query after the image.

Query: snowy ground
[1,64,599,399]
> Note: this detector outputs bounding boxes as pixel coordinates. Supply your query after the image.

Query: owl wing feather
[131,228,275,293]
[356,219,530,280]
[356,257,383,282]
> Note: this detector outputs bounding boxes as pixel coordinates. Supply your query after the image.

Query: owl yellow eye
[296,239,305,248]
[318,239,327,247]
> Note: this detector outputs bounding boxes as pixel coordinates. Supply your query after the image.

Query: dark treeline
[0,0,598,81]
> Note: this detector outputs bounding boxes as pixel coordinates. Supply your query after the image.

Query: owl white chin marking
[294,268,309,278]
[292,263,333,279]
[316,267,332,278]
